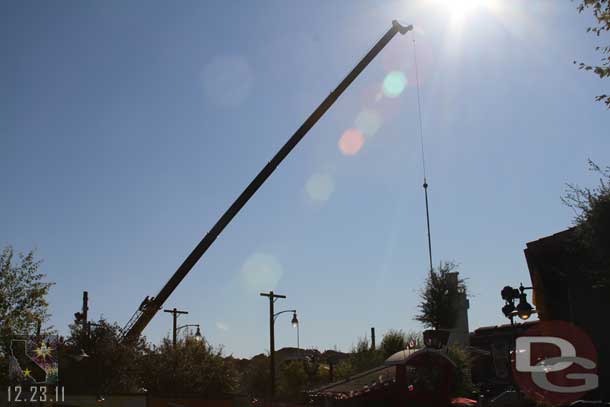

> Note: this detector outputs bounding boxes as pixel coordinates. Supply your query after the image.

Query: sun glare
[446,0,479,17]
[430,0,497,23]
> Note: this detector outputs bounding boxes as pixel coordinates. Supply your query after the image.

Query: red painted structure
[309,348,456,406]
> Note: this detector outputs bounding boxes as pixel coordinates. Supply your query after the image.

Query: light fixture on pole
[516,294,533,320]
[194,326,203,342]
[501,283,535,323]
[291,311,300,349]
[176,323,202,343]
[275,309,299,346]
[260,291,300,399]
[275,309,299,350]
[164,307,202,347]
[291,312,299,327]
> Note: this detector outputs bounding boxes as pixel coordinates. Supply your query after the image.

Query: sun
[430,0,495,23]
[445,0,481,17]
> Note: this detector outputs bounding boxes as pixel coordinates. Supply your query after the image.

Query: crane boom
[122,20,413,342]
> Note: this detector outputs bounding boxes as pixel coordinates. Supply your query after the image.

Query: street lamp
[501,283,535,324]
[163,307,202,347]
[260,291,300,399]
[291,312,299,328]
[177,324,203,343]
[500,282,536,399]
[277,310,299,348]
[516,294,533,320]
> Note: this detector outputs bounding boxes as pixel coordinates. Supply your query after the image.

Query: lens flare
[305,173,334,202]
[382,71,407,98]
[241,253,283,292]
[355,109,382,138]
[338,129,365,155]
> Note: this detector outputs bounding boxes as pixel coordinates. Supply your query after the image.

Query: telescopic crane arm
[121,20,413,342]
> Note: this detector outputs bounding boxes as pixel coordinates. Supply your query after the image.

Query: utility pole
[74,291,90,337]
[164,308,188,348]
[260,291,286,400]
[82,291,89,337]
[371,327,376,351]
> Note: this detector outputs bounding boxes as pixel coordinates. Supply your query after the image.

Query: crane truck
[120,20,413,342]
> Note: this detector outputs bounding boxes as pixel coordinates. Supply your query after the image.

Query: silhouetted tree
[240,354,270,398]
[374,330,424,360]
[380,329,406,359]
[277,361,309,401]
[139,336,236,396]
[351,337,384,372]
[335,338,383,379]
[415,261,466,330]
[446,345,476,397]
[238,350,330,402]
[575,0,610,107]
[59,319,146,394]
[562,160,610,286]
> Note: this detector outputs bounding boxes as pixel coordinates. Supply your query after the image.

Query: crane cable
[412,35,434,275]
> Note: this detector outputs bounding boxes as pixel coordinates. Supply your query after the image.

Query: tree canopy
[379,329,406,359]
[0,246,54,386]
[575,0,610,107]
[0,246,53,339]
[139,336,237,397]
[59,319,147,394]
[562,160,610,285]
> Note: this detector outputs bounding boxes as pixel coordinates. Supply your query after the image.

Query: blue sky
[2,0,608,358]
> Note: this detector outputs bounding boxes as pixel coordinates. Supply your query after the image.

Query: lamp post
[276,309,299,349]
[260,291,299,399]
[164,308,189,348]
[501,283,536,324]
[500,283,536,402]
[177,324,203,343]
[292,312,300,349]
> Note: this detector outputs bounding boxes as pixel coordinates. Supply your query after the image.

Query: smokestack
[371,327,376,351]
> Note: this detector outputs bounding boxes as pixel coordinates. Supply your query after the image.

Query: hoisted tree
[415,263,475,397]
[415,261,466,333]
